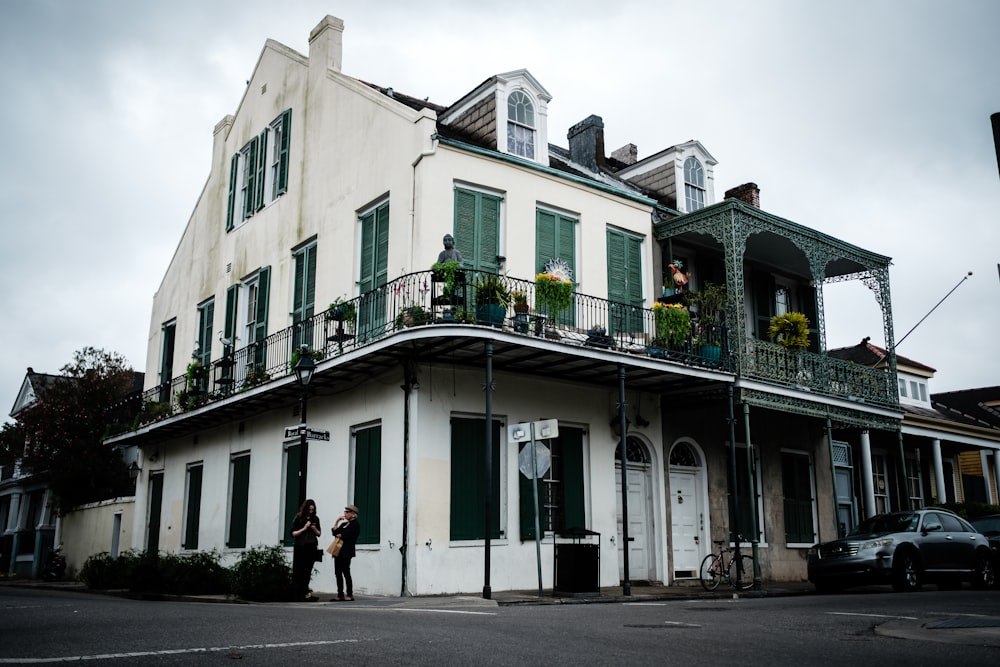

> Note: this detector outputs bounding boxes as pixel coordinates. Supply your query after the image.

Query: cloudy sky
[2,0,998,418]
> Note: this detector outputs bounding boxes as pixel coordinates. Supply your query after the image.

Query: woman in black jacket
[290,498,321,601]
[331,504,361,601]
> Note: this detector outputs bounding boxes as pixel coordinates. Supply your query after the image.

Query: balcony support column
[931,438,946,504]
[860,430,876,518]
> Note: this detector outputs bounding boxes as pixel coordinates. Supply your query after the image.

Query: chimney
[568,115,606,172]
[725,182,760,208]
[611,143,637,165]
[309,15,345,74]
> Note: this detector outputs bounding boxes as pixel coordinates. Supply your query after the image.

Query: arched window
[669,442,701,467]
[614,436,650,464]
[684,157,705,212]
[507,91,535,159]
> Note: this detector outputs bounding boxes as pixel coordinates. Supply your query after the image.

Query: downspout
[410,132,439,270]
[399,364,417,597]
[726,385,742,584]
[618,364,631,596]
[483,341,494,600]
[742,402,761,590]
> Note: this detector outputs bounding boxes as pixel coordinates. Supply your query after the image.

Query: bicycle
[700,537,754,591]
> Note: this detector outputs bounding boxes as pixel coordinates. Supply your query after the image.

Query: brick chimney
[725,182,760,207]
[568,115,606,172]
[611,143,637,165]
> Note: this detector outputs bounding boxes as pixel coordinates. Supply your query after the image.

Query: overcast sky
[2,0,998,419]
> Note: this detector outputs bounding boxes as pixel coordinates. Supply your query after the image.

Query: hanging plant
[768,311,811,349]
[653,302,691,348]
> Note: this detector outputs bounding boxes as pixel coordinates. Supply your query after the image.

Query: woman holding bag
[290,498,321,602]
[331,504,361,601]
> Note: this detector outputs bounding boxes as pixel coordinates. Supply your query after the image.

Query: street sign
[283,425,330,441]
[305,428,330,441]
[518,441,551,479]
[284,425,303,439]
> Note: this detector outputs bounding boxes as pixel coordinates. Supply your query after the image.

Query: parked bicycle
[700,537,754,591]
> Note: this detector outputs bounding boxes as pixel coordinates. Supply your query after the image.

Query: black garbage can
[554,528,600,596]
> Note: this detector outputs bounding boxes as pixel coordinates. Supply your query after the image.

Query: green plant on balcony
[395,304,429,328]
[289,346,323,371]
[474,274,511,308]
[431,260,463,298]
[534,272,573,318]
[653,302,691,348]
[768,311,811,349]
[686,281,727,328]
[327,297,356,324]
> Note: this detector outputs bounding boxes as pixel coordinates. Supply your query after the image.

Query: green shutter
[560,427,586,531]
[535,210,557,274]
[243,137,258,219]
[283,445,301,546]
[292,245,317,349]
[782,452,814,544]
[228,454,250,548]
[224,285,238,357]
[183,465,203,550]
[147,473,163,553]
[453,188,501,272]
[479,194,500,273]
[255,128,267,210]
[354,426,382,545]
[159,322,176,392]
[276,109,291,195]
[607,231,627,303]
[253,267,270,369]
[375,203,389,288]
[450,417,501,541]
[197,301,214,368]
[606,229,642,334]
[358,204,389,340]
[454,189,477,267]
[226,153,238,231]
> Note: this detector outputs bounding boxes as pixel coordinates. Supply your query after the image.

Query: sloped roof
[931,386,1000,431]
[827,337,936,373]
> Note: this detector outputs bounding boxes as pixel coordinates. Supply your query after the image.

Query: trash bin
[554,528,600,596]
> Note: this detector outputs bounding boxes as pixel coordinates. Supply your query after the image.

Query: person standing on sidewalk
[290,499,322,602]
[331,504,361,601]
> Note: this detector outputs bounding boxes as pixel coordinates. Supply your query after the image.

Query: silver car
[807,509,993,593]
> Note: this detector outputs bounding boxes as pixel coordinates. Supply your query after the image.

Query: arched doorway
[615,435,655,582]
[668,440,707,580]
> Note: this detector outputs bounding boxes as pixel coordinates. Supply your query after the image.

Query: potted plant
[686,282,726,360]
[768,311,811,350]
[652,302,691,351]
[289,346,323,371]
[395,304,429,328]
[511,290,530,333]
[328,297,356,324]
[431,260,464,303]
[534,272,573,319]
[474,273,510,328]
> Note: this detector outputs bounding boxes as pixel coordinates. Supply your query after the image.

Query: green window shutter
[782,452,814,544]
[276,109,291,195]
[354,426,382,545]
[243,137,258,219]
[606,229,642,334]
[359,210,376,294]
[197,300,214,368]
[292,245,317,349]
[224,285,238,357]
[453,188,501,271]
[479,194,500,273]
[375,202,389,288]
[183,464,203,550]
[253,267,270,369]
[228,454,250,548]
[255,128,268,210]
[146,473,163,553]
[535,210,577,277]
[358,204,389,340]
[283,445,301,546]
[226,153,238,231]
[607,231,627,303]
[454,189,477,267]
[159,322,176,390]
[450,417,501,541]
[560,427,586,531]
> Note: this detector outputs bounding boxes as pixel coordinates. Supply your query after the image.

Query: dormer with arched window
[684,156,706,212]
[614,140,717,212]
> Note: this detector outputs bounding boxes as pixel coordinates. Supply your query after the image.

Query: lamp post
[293,346,316,506]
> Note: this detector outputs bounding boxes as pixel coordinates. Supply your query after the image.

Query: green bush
[79,551,140,589]
[229,544,292,602]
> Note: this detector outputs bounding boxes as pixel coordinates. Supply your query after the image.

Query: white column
[860,431,875,518]
[932,438,946,504]
[993,450,1000,505]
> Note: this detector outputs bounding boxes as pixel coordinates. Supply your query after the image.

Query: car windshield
[847,512,919,537]
[970,516,1000,536]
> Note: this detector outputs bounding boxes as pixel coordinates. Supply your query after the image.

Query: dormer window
[684,156,705,211]
[507,91,535,159]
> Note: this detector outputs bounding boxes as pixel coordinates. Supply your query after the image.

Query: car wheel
[891,549,921,592]
[971,551,993,590]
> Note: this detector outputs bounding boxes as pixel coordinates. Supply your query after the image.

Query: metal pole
[726,385,741,585]
[825,417,841,537]
[529,423,543,597]
[897,428,910,508]
[298,386,309,506]
[483,340,493,600]
[617,365,631,596]
[742,402,761,590]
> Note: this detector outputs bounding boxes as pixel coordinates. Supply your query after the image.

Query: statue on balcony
[437,234,463,264]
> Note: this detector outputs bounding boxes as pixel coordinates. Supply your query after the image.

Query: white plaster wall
[59,498,135,576]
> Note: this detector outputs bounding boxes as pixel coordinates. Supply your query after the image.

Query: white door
[669,470,703,578]
[616,461,654,581]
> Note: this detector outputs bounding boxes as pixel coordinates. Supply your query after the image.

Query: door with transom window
[615,436,655,582]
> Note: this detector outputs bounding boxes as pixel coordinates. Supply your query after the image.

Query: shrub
[229,544,292,602]
[152,550,228,595]
[79,550,140,589]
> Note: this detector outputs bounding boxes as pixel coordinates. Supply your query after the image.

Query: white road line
[826,612,918,620]
[624,602,667,606]
[394,608,497,615]
[0,639,359,664]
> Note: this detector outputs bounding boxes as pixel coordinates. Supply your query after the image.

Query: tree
[13,347,137,511]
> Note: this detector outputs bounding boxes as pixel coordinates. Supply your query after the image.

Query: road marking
[827,612,918,620]
[0,639,359,664]
[394,608,496,615]
[625,602,667,606]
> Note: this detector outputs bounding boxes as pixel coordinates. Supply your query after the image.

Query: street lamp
[293,346,316,505]
[128,461,141,483]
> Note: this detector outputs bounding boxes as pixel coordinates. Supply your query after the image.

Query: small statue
[437,234,463,264]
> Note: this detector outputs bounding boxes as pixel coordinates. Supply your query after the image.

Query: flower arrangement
[768,311,811,349]
[534,272,573,316]
[653,302,691,348]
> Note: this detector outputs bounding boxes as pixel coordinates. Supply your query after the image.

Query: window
[450,417,503,541]
[872,453,889,514]
[353,425,381,545]
[536,208,577,325]
[918,383,927,402]
[234,267,270,381]
[898,379,907,398]
[158,320,176,404]
[182,463,204,550]
[728,445,765,543]
[906,454,923,510]
[684,156,705,212]
[506,91,535,159]
[910,381,919,400]
[146,472,163,553]
[195,299,214,392]
[519,426,585,539]
[781,451,816,545]
[454,187,502,273]
[357,201,389,342]
[607,228,643,335]
[226,109,291,231]
[291,242,317,351]
[227,453,250,549]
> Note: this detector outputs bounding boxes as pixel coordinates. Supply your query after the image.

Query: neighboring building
[107,15,907,596]
[829,338,1000,521]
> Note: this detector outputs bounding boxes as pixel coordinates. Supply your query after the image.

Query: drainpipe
[410,133,439,269]
[726,385,742,585]
[618,365,631,596]
[399,364,417,597]
[742,402,761,590]
[483,340,494,600]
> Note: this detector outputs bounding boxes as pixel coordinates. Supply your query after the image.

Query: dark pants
[335,555,353,597]
[292,545,315,599]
